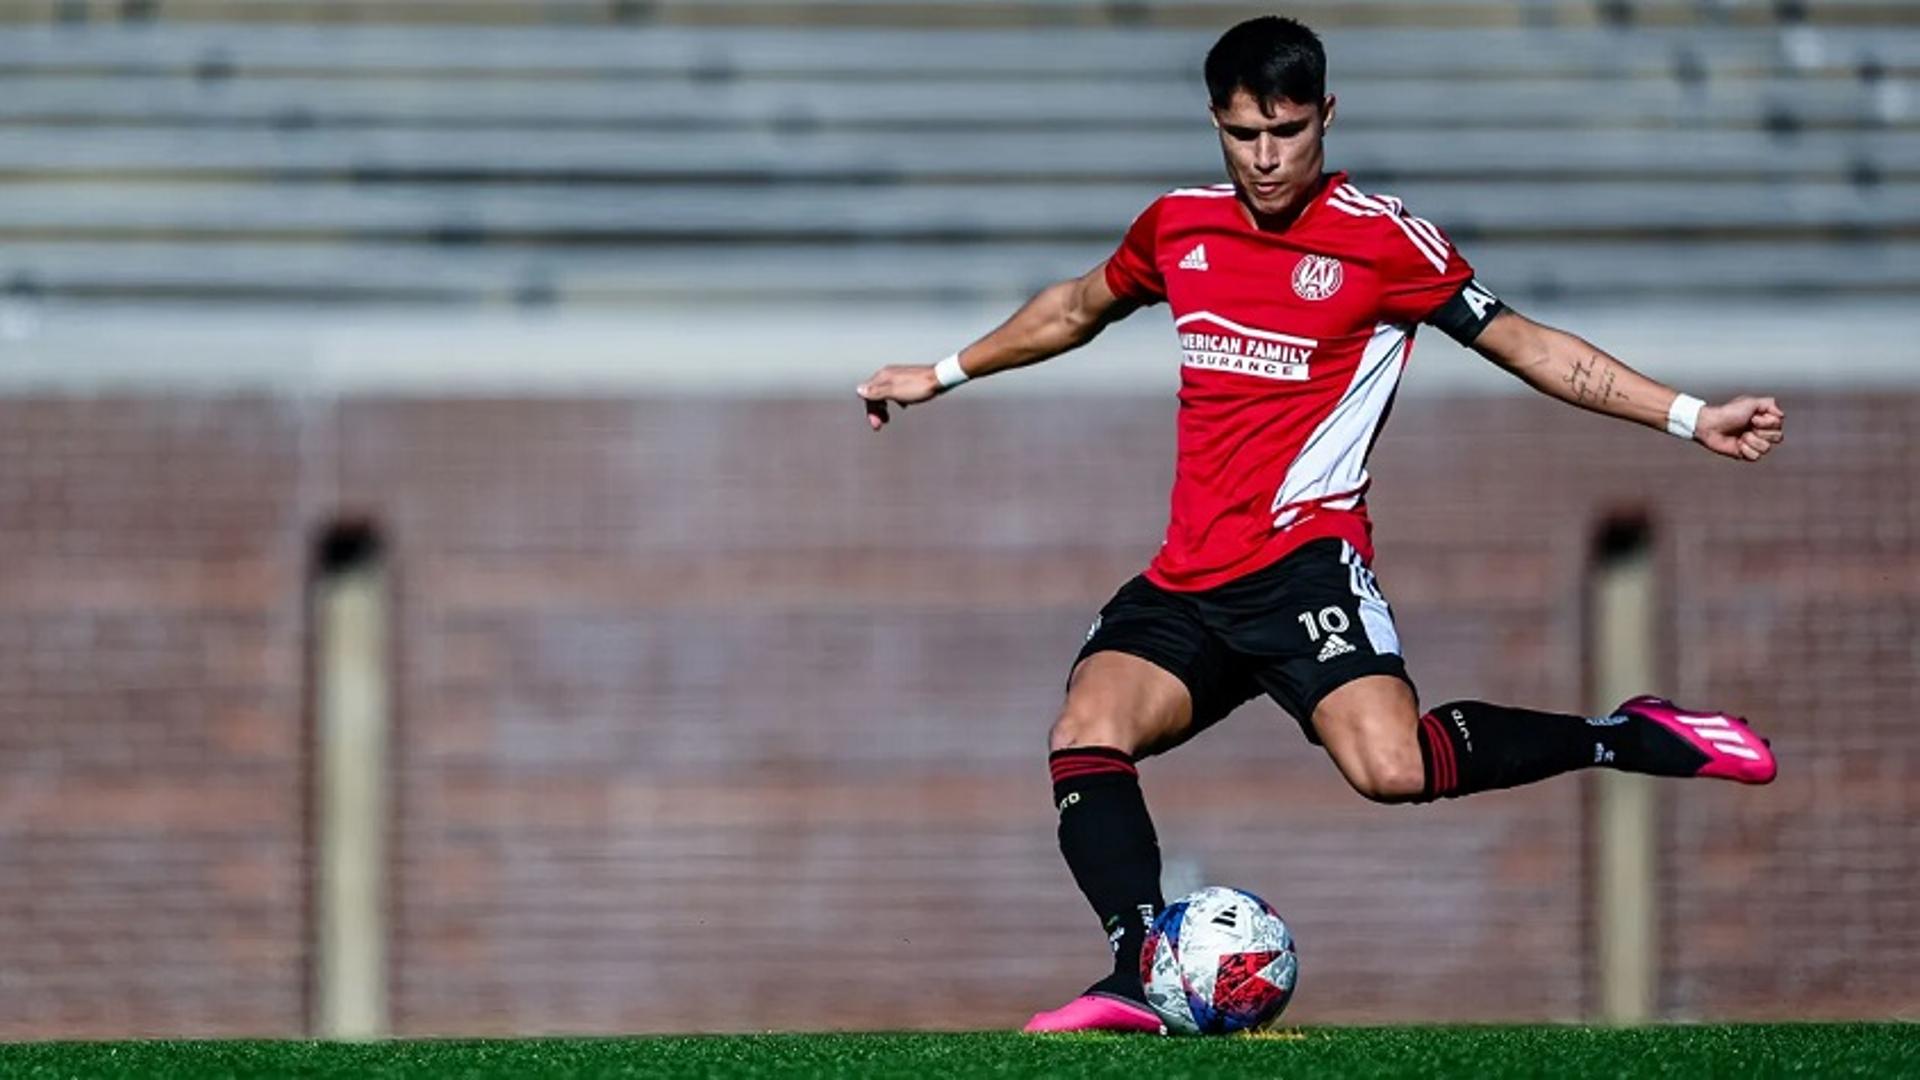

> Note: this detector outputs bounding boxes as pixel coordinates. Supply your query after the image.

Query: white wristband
[1667,393,1704,440]
[933,353,970,391]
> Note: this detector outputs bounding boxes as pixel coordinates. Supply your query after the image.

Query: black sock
[1050,747,1162,998]
[1415,700,1709,799]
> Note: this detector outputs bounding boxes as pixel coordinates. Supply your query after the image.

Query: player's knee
[1344,736,1427,804]
[1048,703,1144,756]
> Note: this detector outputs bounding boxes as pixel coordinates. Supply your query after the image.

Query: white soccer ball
[1140,885,1298,1035]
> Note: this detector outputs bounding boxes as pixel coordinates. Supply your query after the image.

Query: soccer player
[855,16,1785,1034]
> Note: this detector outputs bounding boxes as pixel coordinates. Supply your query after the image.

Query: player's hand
[855,364,942,431]
[1696,395,1785,462]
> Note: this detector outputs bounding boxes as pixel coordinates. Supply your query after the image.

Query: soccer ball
[1140,885,1297,1035]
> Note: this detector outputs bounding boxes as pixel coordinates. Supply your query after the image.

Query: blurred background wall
[0,0,1915,1037]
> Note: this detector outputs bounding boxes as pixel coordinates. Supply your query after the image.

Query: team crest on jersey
[1291,255,1343,301]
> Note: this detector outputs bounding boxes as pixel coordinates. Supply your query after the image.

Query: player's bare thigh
[1310,674,1427,802]
[1049,651,1196,758]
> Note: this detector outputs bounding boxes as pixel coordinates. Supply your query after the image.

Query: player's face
[1210,89,1335,224]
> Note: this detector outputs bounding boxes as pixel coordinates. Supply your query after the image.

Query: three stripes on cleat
[1670,711,1765,761]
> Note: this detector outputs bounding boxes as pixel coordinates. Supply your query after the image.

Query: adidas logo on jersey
[1178,244,1209,272]
[1316,633,1356,663]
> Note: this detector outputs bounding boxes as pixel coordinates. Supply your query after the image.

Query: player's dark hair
[1204,16,1326,112]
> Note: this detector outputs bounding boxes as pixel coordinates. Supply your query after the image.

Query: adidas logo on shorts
[1316,632,1356,663]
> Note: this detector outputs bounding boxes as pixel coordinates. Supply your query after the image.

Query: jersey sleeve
[1374,208,1476,326]
[1103,198,1167,306]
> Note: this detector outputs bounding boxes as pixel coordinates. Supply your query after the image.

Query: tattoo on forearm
[1562,354,1629,408]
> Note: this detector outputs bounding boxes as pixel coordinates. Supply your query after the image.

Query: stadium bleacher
[1,1,1915,311]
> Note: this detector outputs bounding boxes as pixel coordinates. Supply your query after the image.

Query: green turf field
[4,1026,1917,1079]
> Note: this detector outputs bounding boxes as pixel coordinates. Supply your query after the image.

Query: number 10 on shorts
[1298,606,1350,642]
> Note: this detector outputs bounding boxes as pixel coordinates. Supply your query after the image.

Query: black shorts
[1072,538,1414,745]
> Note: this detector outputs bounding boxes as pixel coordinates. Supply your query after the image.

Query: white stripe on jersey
[1331,184,1450,273]
[1385,214,1449,273]
[1268,320,1410,529]
[1336,185,1405,215]
[1403,213,1448,252]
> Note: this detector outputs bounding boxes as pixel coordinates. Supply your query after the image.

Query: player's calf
[1314,675,1774,803]
[1410,697,1776,800]
[1047,747,1161,999]
[1411,700,1644,799]
[1041,653,1195,1016]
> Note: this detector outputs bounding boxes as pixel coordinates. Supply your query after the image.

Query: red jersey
[1104,171,1476,592]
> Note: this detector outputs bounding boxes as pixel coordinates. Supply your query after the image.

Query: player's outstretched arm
[1470,308,1786,462]
[854,260,1135,432]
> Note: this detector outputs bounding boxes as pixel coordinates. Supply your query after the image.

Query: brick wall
[0,392,1913,1035]
[0,398,315,1037]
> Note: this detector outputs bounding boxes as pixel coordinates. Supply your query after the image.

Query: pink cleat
[1023,993,1165,1035]
[1615,695,1777,785]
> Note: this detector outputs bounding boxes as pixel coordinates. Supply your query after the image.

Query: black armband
[1426,278,1506,346]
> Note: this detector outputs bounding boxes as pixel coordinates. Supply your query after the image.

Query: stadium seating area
[1,0,1915,309]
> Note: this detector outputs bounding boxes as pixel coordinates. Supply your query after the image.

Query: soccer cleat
[1614,695,1777,785]
[1022,991,1165,1034]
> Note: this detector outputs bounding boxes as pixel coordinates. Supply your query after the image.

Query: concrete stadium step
[4,240,1916,304]
[2,128,1912,182]
[2,25,1914,79]
[0,180,1910,241]
[0,74,1899,132]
